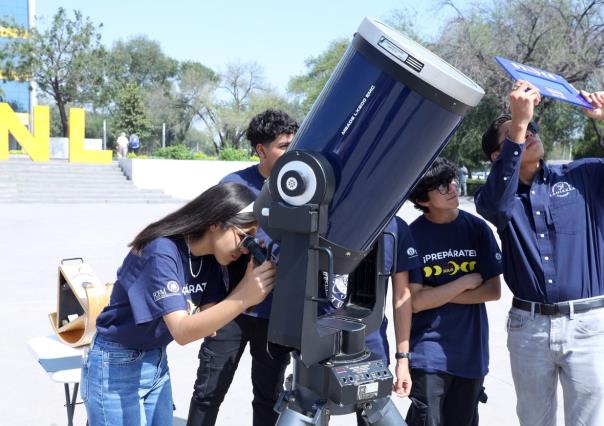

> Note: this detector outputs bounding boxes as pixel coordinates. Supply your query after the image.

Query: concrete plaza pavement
[0,198,564,425]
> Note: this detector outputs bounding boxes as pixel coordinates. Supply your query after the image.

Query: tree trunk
[55,94,69,137]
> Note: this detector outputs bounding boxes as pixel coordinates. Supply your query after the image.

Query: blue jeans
[507,305,604,426]
[81,334,173,426]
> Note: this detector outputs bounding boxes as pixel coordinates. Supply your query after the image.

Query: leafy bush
[193,152,217,160]
[127,152,148,159]
[466,179,484,197]
[153,145,195,160]
[218,147,250,161]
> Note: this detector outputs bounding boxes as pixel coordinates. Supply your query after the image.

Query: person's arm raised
[475,80,541,229]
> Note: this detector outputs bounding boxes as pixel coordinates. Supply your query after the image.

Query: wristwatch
[395,352,411,360]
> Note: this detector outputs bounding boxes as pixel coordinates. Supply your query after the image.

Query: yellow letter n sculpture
[0,103,50,161]
[0,103,112,164]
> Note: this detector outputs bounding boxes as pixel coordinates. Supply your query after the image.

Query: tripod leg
[360,397,407,426]
[276,403,329,426]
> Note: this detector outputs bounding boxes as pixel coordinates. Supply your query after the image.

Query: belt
[512,296,604,316]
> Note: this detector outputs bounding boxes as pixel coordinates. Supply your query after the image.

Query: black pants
[405,371,484,426]
[187,314,291,426]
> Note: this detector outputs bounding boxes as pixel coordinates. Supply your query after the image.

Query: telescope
[255,17,484,425]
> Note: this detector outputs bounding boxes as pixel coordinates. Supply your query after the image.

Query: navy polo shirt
[409,210,502,379]
[475,138,604,303]
[96,237,226,350]
[319,217,423,363]
[221,165,273,319]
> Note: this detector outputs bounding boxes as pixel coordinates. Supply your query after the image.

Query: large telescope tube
[258,17,484,274]
[256,18,484,363]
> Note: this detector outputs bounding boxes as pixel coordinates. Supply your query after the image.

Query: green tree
[574,112,604,159]
[0,8,106,136]
[103,36,178,106]
[441,98,501,170]
[287,39,349,115]
[112,84,152,150]
[169,61,219,144]
[187,61,294,154]
[430,0,604,164]
[108,36,178,88]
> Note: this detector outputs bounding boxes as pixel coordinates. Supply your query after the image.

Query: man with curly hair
[187,109,299,426]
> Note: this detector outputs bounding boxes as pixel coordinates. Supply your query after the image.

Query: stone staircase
[0,158,180,203]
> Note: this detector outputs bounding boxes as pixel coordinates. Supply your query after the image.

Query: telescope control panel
[328,359,393,405]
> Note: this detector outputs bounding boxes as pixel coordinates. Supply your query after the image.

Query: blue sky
[35,1,463,93]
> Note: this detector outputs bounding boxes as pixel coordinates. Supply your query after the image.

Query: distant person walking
[116,132,129,158]
[129,133,141,155]
[458,164,469,196]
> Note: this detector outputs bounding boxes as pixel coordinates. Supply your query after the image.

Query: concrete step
[0,166,121,174]
[0,189,171,197]
[0,194,184,204]
[6,176,131,185]
[11,184,141,191]
[0,169,126,176]
[9,187,166,194]
[0,159,177,204]
[0,197,181,204]
[5,178,130,186]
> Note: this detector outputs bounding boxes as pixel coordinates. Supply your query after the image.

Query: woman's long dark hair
[130,182,256,255]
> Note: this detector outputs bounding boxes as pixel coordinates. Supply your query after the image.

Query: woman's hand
[234,259,276,308]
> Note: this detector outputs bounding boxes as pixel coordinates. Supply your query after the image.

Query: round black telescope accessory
[269,150,335,207]
[280,170,306,197]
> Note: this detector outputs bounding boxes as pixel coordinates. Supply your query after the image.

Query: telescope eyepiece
[240,236,268,265]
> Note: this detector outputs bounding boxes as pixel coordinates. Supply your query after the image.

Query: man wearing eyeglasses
[405,157,502,426]
[475,80,604,426]
[187,109,299,426]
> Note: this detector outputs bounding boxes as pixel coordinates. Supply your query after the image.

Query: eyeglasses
[231,225,255,249]
[527,121,540,134]
[435,179,458,195]
[494,121,540,154]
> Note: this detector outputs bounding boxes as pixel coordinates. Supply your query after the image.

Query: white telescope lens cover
[357,17,484,107]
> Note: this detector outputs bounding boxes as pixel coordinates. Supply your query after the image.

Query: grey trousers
[507,305,604,426]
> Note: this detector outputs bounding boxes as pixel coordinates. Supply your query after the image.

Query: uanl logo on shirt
[550,182,575,198]
[167,280,180,293]
[407,247,418,257]
[153,280,182,302]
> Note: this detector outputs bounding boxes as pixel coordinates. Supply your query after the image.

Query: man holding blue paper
[476,79,604,426]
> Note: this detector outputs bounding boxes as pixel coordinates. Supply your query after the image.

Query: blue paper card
[495,56,592,109]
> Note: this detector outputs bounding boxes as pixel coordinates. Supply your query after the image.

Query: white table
[27,335,86,426]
